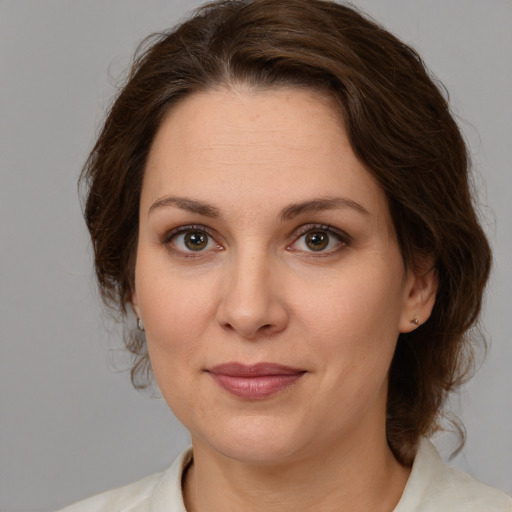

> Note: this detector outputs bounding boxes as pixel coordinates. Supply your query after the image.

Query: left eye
[290,227,348,253]
[169,228,217,253]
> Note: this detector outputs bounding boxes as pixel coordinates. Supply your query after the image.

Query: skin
[132,87,437,512]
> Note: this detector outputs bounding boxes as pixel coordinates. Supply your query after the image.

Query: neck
[182,428,411,512]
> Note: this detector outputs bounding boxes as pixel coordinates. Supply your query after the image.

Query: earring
[411,314,420,326]
[137,318,145,331]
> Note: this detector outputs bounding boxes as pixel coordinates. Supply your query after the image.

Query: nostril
[215,290,289,338]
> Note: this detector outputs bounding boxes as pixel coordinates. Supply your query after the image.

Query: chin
[193,415,310,465]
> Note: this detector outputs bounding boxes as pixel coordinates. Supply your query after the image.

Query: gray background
[1,1,511,510]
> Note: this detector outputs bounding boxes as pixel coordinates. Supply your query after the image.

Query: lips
[207,363,306,400]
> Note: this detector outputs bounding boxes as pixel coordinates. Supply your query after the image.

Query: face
[133,87,433,464]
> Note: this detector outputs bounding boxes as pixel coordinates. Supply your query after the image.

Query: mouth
[206,362,307,400]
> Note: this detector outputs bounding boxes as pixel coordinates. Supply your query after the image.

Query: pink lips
[207,363,306,400]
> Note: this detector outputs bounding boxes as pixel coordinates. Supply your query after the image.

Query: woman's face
[133,87,433,464]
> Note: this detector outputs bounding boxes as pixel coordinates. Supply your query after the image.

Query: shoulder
[395,439,512,512]
[56,449,192,512]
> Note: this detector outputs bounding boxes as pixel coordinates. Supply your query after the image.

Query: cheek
[142,283,215,361]
[136,245,217,332]
[141,286,210,417]
[134,251,217,381]
[139,273,225,430]
[295,257,405,374]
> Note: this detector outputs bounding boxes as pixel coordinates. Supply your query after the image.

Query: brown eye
[184,231,208,251]
[166,226,218,254]
[288,225,349,255]
[305,232,329,251]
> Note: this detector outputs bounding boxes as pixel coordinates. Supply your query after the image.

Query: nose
[215,249,289,340]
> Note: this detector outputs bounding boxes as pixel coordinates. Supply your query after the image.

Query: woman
[59,0,511,510]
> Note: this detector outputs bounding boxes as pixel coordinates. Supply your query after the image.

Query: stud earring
[137,318,145,331]
[411,314,420,326]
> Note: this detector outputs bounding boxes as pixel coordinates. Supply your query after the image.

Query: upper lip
[207,362,306,377]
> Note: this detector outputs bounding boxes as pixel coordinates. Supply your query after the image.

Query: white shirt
[58,439,512,511]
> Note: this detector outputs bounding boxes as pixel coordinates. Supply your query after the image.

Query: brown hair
[81,0,491,465]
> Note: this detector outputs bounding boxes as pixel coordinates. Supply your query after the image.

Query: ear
[130,288,142,319]
[399,263,438,333]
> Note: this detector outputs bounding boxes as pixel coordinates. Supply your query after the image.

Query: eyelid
[294,223,349,238]
[294,223,351,242]
[162,224,212,243]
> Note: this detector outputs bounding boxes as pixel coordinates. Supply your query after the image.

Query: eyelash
[161,223,351,257]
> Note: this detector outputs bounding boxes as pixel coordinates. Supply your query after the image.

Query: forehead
[142,86,388,220]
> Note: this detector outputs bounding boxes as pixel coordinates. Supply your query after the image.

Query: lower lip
[209,373,305,399]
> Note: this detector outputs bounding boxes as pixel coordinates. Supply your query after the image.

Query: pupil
[306,232,328,251]
[185,232,207,250]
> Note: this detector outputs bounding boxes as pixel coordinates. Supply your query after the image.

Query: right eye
[164,225,222,255]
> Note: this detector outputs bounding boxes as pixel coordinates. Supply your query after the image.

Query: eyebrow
[278,197,370,220]
[148,196,223,218]
[148,195,369,219]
